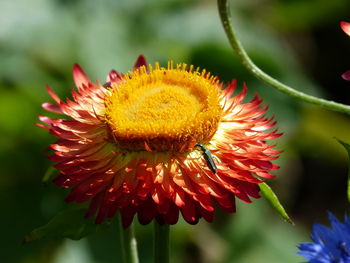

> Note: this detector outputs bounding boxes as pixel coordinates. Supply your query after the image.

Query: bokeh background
[1,0,350,262]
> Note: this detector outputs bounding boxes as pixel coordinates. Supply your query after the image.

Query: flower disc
[105,63,222,152]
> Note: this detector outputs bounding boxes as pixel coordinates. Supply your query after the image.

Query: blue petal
[297,212,350,263]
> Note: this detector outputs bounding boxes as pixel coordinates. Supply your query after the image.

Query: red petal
[73,64,90,89]
[342,70,350,81]
[45,85,61,104]
[197,203,213,222]
[36,123,49,129]
[341,21,350,36]
[137,198,157,225]
[107,70,121,82]
[121,206,137,228]
[86,192,104,218]
[162,202,179,224]
[180,195,199,224]
[42,103,62,114]
[95,204,109,224]
[133,55,147,70]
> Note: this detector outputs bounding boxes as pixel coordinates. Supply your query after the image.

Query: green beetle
[195,144,217,174]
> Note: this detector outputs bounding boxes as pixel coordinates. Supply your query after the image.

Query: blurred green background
[1,0,350,262]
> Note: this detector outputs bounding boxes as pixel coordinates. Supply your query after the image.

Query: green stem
[124,224,139,263]
[117,214,128,263]
[118,214,139,263]
[154,222,170,263]
[217,0,350,115]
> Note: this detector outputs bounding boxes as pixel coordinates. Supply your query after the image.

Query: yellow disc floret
[104,62,222,152]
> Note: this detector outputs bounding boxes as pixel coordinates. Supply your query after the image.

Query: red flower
[341,21,350,81]
[38,56,281,227]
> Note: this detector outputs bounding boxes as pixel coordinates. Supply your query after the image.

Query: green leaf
[259,182,294,225]
[23,206,111,243]
[336,138,350,203]
[42,166,57,183]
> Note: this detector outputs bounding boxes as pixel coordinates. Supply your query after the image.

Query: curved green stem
[218,0,350,115]
[154,222,170,263]
[118,214,139,263]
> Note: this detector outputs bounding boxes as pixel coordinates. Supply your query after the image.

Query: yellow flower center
[104,62,222,152]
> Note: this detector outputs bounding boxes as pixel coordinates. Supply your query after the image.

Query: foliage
[24,206,112,243]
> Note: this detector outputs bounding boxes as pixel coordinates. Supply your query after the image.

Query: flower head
[298,212,350,263]
[340,21,350,81]
[38,56,281,227]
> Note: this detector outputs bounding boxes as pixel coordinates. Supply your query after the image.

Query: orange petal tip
[73,64,90,89]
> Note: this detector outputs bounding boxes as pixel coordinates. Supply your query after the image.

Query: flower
[297,212,350,263]
[340,21,350,81]
[38,55,281,227]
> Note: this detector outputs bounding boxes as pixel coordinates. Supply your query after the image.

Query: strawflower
[38,55,281,227]
[340,21,350,81]
[298,212,350,263]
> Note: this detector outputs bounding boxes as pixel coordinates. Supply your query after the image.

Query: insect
[195,143,217,174]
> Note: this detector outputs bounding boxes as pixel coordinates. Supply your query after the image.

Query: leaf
[23,206,111,243]
[336,138,350,203]
[259,182,294,225]
[42,166,57,183]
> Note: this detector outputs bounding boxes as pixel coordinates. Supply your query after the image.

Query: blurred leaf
[297,107,350,162]
[336,139,350,203]
[259,182,294,225]
[24,207,111,243]
[267,0,349,31]
[42,166,57,184]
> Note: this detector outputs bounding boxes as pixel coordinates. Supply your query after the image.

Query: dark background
[1,0,350,262]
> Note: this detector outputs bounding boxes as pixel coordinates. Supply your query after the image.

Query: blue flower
[298,212,350,263]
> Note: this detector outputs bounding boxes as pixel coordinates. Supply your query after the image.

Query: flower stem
[117,214,139,263]
[124,224,139,263]
[154,222,170,263]
[116,215,127,263]
[217,0,350,115]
